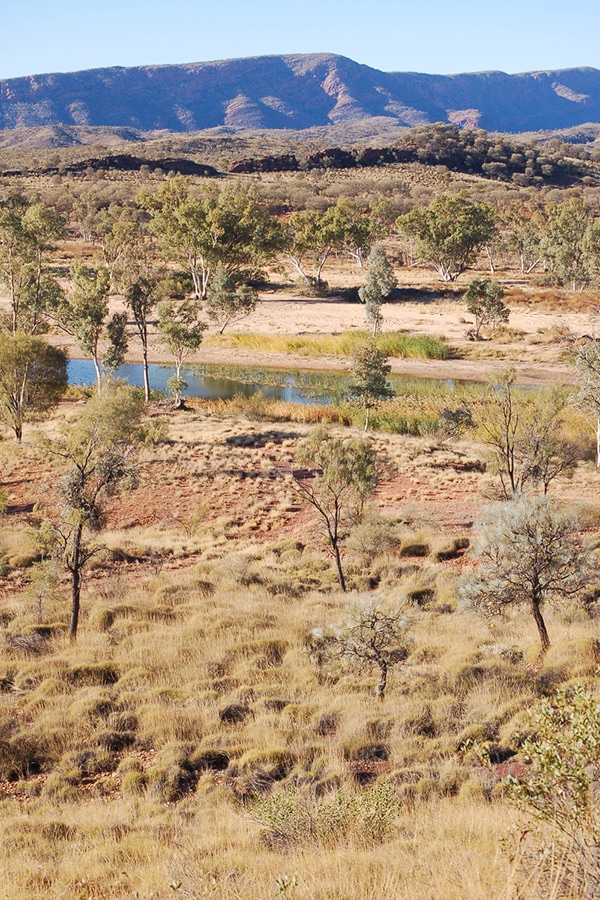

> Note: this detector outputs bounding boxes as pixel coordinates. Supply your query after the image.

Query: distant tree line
[230,124,597,188]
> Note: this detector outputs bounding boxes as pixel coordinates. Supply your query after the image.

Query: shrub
[251,780,400,848]
[66,663,120,686]
[507,686,600,898]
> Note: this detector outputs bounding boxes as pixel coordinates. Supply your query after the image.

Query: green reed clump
[205,331,449,360]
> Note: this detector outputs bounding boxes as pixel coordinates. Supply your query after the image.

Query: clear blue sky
[3,0,600,80]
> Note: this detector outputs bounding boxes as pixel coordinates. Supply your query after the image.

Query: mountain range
[1,54,600,136]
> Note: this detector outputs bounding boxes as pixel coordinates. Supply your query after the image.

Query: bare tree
[460,495,592,656]
[306,599,412,700]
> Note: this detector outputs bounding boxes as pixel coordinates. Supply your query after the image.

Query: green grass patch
[205,330,450,360]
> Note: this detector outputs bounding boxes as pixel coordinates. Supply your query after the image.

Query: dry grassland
[0,397,599,898]
[1,161,600,897]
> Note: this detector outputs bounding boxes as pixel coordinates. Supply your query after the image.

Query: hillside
[2,54,600,136]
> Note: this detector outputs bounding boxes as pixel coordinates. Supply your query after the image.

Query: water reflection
[66,360,333,405]
[67,360,476,406]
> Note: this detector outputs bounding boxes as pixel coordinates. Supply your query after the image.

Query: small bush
[66,663,119,686]
[251,780,400,848]
[343,740,390,762]
[399,541,430,558]
[219,704,252,725]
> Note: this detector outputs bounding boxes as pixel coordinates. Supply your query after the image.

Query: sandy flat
[43,290,593,385]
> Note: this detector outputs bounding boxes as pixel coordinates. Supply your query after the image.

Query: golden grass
[0,404,598,898]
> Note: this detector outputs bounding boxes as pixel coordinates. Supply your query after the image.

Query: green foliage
[501,201,546,274]
[60,261,113,389]
[398,194,497,282]
[347,339,394,431]
[358,242,397,334]
[508,686,600,897]
[332,197,381,266]
[0,332,67,440]
[463,277,509,339]
[285,207,347,285]
[205,263,258,334]
[39,383,147,640]
[140,177,283,297]
[157,298,207,405]
[102,311,128,375]
[123,264,169,401]
[541,197,599,291]
[0,193,64,335]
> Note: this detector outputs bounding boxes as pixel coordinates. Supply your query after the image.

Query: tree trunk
[332,541,346,592]
[286,254,309,282]
[531,599,550,656]
[142,344,150,403]
[190,263,202,299]
[375,661,387,701]
[92,353,102,392]
[316,249,331,284]
[69,523,84,642]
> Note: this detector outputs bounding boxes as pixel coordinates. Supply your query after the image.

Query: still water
[66,360,339,405]
[67,360,471,407]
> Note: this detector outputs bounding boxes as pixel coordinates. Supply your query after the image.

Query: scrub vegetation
[1,125,600,898]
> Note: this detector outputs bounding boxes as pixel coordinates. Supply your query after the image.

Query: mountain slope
[1,54,600,134]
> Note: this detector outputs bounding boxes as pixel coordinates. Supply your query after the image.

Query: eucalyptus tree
[157,298,207,407]
[293,428,380,591]
[60,262,111,390]
[59,262,129,391]
[97,207,145,291]
[285,207,346,288]
[39,385,146,641]
[347,340,394,431]
[397,195,497,282]
[139,176,210,298]
[463,278,509,340]
[140,177,282,298]
[329,198,378,267]
[205,263,258,334]
[501,201,546,275]
[358,243,397,334]
[541,197,596,291]
[0,333,67,441]
[0,194,64,334]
